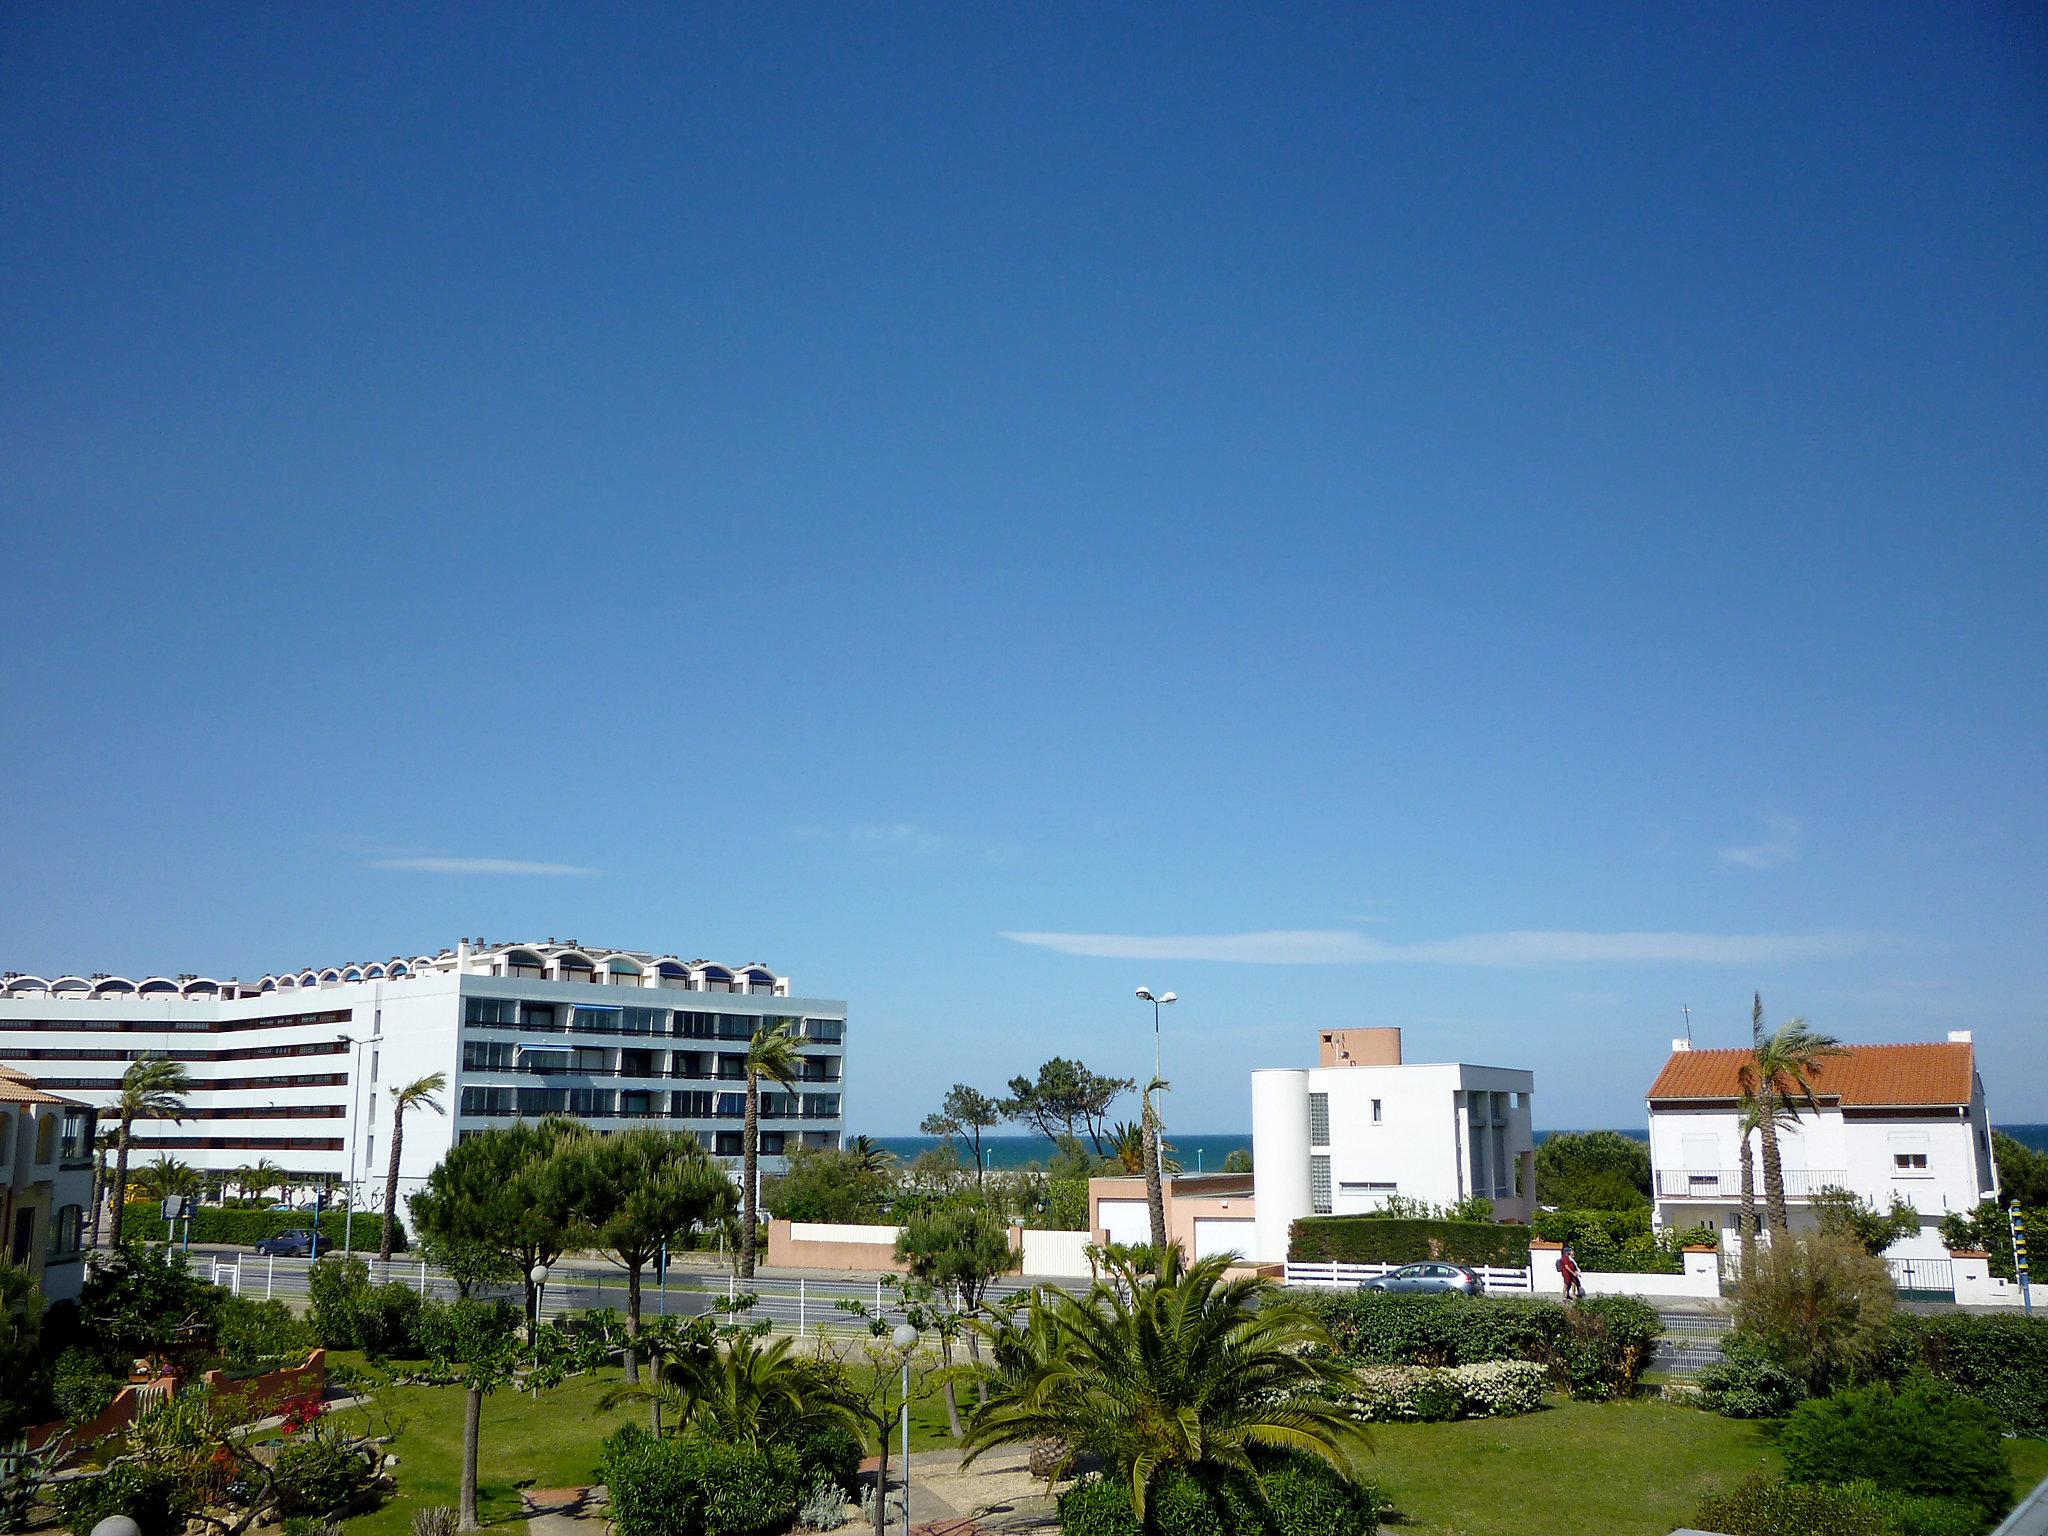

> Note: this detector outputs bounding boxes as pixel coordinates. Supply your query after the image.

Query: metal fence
[184,1251,1036,1334]
[1281,1259,1533,1293]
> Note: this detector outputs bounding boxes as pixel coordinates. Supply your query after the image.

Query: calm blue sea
[869,1123,2048,1172]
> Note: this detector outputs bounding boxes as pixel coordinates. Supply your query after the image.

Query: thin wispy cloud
[1720,813,1803,869]
[791,822,1021,865]
[1002,927,1870,967]
[365,856,600,877]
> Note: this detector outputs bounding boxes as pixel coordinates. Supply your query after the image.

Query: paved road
[180,1247,1039,1334]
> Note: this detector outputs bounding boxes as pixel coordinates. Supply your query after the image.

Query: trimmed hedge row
[1876,1311,2048,1437]
[599,1423,862,1536]
[1292,1289,1662,1400]
[122,1203,408,1253]
[1288,1217,1530,1267]
[1057,1457,1382,1536]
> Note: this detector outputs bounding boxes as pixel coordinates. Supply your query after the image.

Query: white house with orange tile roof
[0,1064,98,1302]
[1644,1030,1998,1260]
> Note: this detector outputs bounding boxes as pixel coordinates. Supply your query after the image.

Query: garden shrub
[598,1425,802,1536]
[1730,1231,1894,1394]
[52,1464,191,1536]
[217,1295,319,1371]
[1779,1380,2011,1525]
[1693,1333,1807,1419]
[306,1257,426,1355]
[1054,1458,1381,1536]
[1695,1473,1886,1536]
[1288,1217,1530,1267]
[50,1346,121,1424]
[1843,1482,1990,1536]
[1291,1290,1653,1398]
[785,1423,863,1495]
[1349,1361,1546,1422]
[270,1434,378,1517]
[120,1204,407,1252]
[1875,1311,2048,1436]
[76,1242,225,1362]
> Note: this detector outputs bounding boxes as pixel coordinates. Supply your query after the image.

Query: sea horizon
[867,1122,2048,1173]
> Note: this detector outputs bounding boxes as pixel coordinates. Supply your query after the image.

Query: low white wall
[1282,1260,1532,1294]
[789,1221,902,1245]
[1951,1251,2030,1308]
[1530,1243,1721,1300]
[1021,1228,1094,1278]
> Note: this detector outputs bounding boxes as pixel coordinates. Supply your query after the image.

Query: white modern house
[0,1066,97,1302]
[1645,1031,1996,1259]
[0,939,848,1219]
[1250,1028,1537,1263]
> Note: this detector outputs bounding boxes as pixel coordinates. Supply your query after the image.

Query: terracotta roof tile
[0,1077,73,1106]
[1647,1041,1975,1108]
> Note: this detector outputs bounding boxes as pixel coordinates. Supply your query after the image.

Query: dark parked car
[1359,1262,1484,1295]
[253,1229,319,1258]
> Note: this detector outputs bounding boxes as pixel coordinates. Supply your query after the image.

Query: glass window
[1308,1093,1329,1146]
[49,1204,83,1260]
[1371,1099,1382,1124]
[34,1114,57,1164]
[463,997,519,1027]
[715,1093,745,1118]
[1310,1155,1332,1215]
[462,1040,515,1071]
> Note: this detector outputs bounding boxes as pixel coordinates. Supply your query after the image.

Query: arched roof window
[260,978,279,992]
[139,978,180,995]
[6,977,50,996]
[342,967,364,982]
[388,963,409,978]
[364,965,386,979]
[181,978,220,996]
[51,977,90,994]
[95,978,137,996]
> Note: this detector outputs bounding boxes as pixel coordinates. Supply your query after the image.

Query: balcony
[1656,1168,1847,1200]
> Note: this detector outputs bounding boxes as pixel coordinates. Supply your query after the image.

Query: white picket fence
[1282,1259,1533,1293]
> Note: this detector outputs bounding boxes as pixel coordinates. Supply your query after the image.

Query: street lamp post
[530,1263,551,1382]
[339,1035,365,1258]
[1134,988,1177,1252]
[891,1322,918,1534]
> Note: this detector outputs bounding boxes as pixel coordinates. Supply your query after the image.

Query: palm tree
[242,1158,287,1205]
[739,1019,804,1279]
[1141,1076,1171,1257]
[1107,1121,1147,1174]
[962,1250,1373,1518]
[1731,1088,1800,1274]
[108,1057,193,1246]
[380,1073,447,1261]
[132,1155,201,1203]
[600,1330,858,1447]
[845,1133,895,1176]
[1745,995,1847,1234]
[88,1127,119,1246]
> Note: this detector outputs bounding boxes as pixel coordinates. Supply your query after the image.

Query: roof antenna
[1681,1004,1693,1046]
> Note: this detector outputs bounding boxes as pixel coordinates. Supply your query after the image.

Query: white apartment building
[1646,1031,1995,1259]
[1251,1028,1536,1263]
[0,939,848,1216]
[0,1066,97,1302]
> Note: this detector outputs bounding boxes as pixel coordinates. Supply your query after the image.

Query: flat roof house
[1645,1030,1995,1260]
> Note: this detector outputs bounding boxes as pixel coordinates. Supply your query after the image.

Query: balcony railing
[1656,1168,1847,1200]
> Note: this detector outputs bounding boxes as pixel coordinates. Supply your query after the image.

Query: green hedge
[1288,1217,1530,1267]
[1779,1380,2012,1527]
[1290,1290,1661,1400]
[122,1203,408,1253]
[1874,1311,2048,1437]
[1056,1458,1382,1536]
[599,1425,801,1536]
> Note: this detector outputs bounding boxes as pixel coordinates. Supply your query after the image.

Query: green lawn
[326,1364,2046,1536]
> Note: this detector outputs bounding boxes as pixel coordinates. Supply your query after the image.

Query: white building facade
[1645,1032,1995,1260]
[0,939,847,1216]
[1251,1028,1536,1263]
[0,1067,97,1302]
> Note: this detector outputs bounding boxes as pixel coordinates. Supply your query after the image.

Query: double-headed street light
[1133,988,1176,1081]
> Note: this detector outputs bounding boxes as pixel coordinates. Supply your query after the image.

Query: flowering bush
[1349,1360,1548,1421]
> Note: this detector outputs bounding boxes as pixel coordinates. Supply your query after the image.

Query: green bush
[217,1295,319,1371]
[1875,1311,2048,1436]
[1045,1179,1089,1232]
[52,1464,192,1536]
[306,1257,425,1355]
[1054,1459,1381,1536]
[599,1426,802,1536]
[1288,1217,1530,1267]
[76,1242,225,1362]
[785,1423,863,1496]
[50,1346,121,1424]
[1779,1380,2011,1525]
[271,1435,377,1517]
[1696,1473,1886,1536]
[120,1203,407,1252]
[1846,1482,1990,1536]
[1694,1334,1808,1419]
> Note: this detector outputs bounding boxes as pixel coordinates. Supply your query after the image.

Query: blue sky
[3,5,2043,1134]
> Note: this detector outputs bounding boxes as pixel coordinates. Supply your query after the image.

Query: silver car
[1359,1262,1484,1295]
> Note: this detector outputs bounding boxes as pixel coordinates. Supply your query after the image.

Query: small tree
[410,1119,582,1339]
[417,1300,609,1531]
[1220,1148,1253,1174]
[893,1204,1018,1421]
[920,1085,1003,1187]
[1731,1230,1894,1394]
[814,1326,942,1534]
[379,1074,446,1262]
[1534,1130,1651,1210]
[562,1128,735,1382]
[1811,1186,1920,1256]
[0,1262,45,1439]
